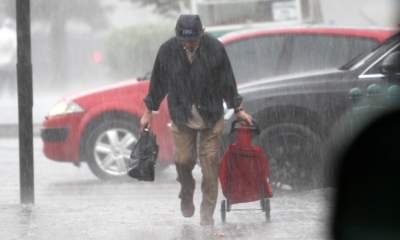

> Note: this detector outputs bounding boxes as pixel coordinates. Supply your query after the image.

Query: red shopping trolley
[219,118,273,221]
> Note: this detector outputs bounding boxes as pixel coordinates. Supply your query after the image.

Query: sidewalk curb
[0,124,41,138]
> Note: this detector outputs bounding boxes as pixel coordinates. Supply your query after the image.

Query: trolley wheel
[227,179,231,212]
[260,198,264,211]
[261,182,266,211]
[265,199,271,221]
[221,200,226,222]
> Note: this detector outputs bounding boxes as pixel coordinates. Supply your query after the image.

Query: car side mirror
[380,51,400,75]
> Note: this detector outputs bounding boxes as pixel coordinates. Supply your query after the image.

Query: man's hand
[140,108,153,131]
[235,109,252,126]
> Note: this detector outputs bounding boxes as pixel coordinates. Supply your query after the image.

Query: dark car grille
[41,127,70,142]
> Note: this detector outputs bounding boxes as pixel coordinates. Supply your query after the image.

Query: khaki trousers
[171,117,224,218]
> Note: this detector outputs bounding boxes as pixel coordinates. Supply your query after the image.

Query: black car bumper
[41,127,70,142]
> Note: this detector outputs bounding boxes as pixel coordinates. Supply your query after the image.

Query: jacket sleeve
[143,47,168,111]
[219,46,243,109]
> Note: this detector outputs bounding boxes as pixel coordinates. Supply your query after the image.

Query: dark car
[222,32,400,191]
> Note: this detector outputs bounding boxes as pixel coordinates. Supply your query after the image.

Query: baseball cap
[175,14,203,41]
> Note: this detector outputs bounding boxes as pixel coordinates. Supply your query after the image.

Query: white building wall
[320,0,399,27]
[101,0,173,29]
[101,0,400,28]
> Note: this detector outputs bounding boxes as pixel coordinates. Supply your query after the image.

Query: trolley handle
[230,118,260,135]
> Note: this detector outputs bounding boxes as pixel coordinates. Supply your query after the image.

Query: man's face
[178,28,206,53]
[181,38,200,53]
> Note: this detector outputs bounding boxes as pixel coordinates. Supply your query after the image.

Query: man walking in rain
[141,14,252,226]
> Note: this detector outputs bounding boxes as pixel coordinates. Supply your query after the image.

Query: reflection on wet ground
[0,137,333,239]
[1,195,332,240]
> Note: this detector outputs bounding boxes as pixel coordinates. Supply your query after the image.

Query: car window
[224,34,287,83]
[287,34,379,74]
[365,45,400,75]
[342,33,400,70]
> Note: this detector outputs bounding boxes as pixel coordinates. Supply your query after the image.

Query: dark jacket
[143,32,243,129]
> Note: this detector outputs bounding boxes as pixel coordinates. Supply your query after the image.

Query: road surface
[0,137,333,240]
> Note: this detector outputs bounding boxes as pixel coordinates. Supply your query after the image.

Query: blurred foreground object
[332,107,400,240]
[333,63,400,239]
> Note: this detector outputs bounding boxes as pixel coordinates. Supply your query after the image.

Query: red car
[41,26,397,180]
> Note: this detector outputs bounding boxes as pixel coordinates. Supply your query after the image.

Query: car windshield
[339,32,400,70]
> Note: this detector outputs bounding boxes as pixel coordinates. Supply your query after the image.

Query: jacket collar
[173,35,204,58]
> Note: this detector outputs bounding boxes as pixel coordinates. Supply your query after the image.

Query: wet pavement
[0,137,334,240]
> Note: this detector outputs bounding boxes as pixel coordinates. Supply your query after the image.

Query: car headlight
[48,100,84,116]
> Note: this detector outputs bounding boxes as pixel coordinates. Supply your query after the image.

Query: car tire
[260,123,323,192]
[84,118,140,181]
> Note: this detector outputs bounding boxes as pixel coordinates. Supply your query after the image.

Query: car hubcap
[94,128,137,176]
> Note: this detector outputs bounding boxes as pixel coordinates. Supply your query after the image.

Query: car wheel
[85,119,139,180]
[260,123,323,192]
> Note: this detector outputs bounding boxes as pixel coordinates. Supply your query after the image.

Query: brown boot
[181,198,195,218]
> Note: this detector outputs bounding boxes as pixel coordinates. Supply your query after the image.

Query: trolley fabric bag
[219,119,273,205]
[126,130,159,181]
